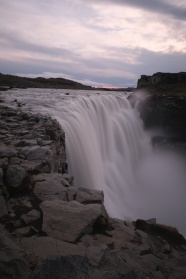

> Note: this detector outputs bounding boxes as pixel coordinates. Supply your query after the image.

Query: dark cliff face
[137,72,186,88]
[132,72,186,143]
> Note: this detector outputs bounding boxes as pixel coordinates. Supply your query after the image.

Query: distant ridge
[0,73,92,90]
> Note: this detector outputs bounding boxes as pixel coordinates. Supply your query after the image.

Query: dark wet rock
[40,200,108,242]
[6,165,27,188]
[0,232,30,279]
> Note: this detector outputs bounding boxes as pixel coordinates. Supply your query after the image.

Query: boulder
[40,200,107,242]
[6,165,27,188]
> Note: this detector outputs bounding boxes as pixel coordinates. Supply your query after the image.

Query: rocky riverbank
[0,102,186,279]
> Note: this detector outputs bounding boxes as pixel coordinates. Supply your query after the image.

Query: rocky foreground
[0,102,186,279]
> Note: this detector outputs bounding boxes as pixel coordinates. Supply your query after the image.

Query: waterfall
[56,94,151,220]
[5,89,186,235]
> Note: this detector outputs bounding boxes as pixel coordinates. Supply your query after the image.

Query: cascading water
[4,89,186,236]
[56,95,151,220]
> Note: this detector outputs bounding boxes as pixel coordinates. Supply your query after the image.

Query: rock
[86,243,107,266]
[33,173,68,201]
[66,187,77,201]
[20,145,52,160]
[0,232,30,279]
[0,167,4,186]
[62,173,74,186]
[18,236,86,266]
[0,147,17,158]
[40,200,107,242]
[20,146,54,172]
[6,165,27,188]
[135,219,186,246]
[7,196,33,213]
[21,209,41,224]
[29,255,149,279]
[76,187,104,204]
[14,226,31,237]
[0,195,8,217]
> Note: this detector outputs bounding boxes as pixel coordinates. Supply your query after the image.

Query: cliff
[0,73,92,90]
[137,72,186,96]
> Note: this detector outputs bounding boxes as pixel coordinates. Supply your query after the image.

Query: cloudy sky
[0,0,186,87]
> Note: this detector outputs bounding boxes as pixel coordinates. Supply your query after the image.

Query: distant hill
[0,73,93,90]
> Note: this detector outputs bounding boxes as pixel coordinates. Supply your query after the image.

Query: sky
[0,0,186,88]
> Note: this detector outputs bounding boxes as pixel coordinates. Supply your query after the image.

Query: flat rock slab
[40,200,107,242]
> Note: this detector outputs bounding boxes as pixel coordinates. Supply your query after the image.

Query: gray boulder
[40,200,107,242]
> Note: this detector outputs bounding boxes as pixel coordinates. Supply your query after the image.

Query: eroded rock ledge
[0,104,186,279]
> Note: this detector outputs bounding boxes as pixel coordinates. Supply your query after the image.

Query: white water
[4,89,186,236]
